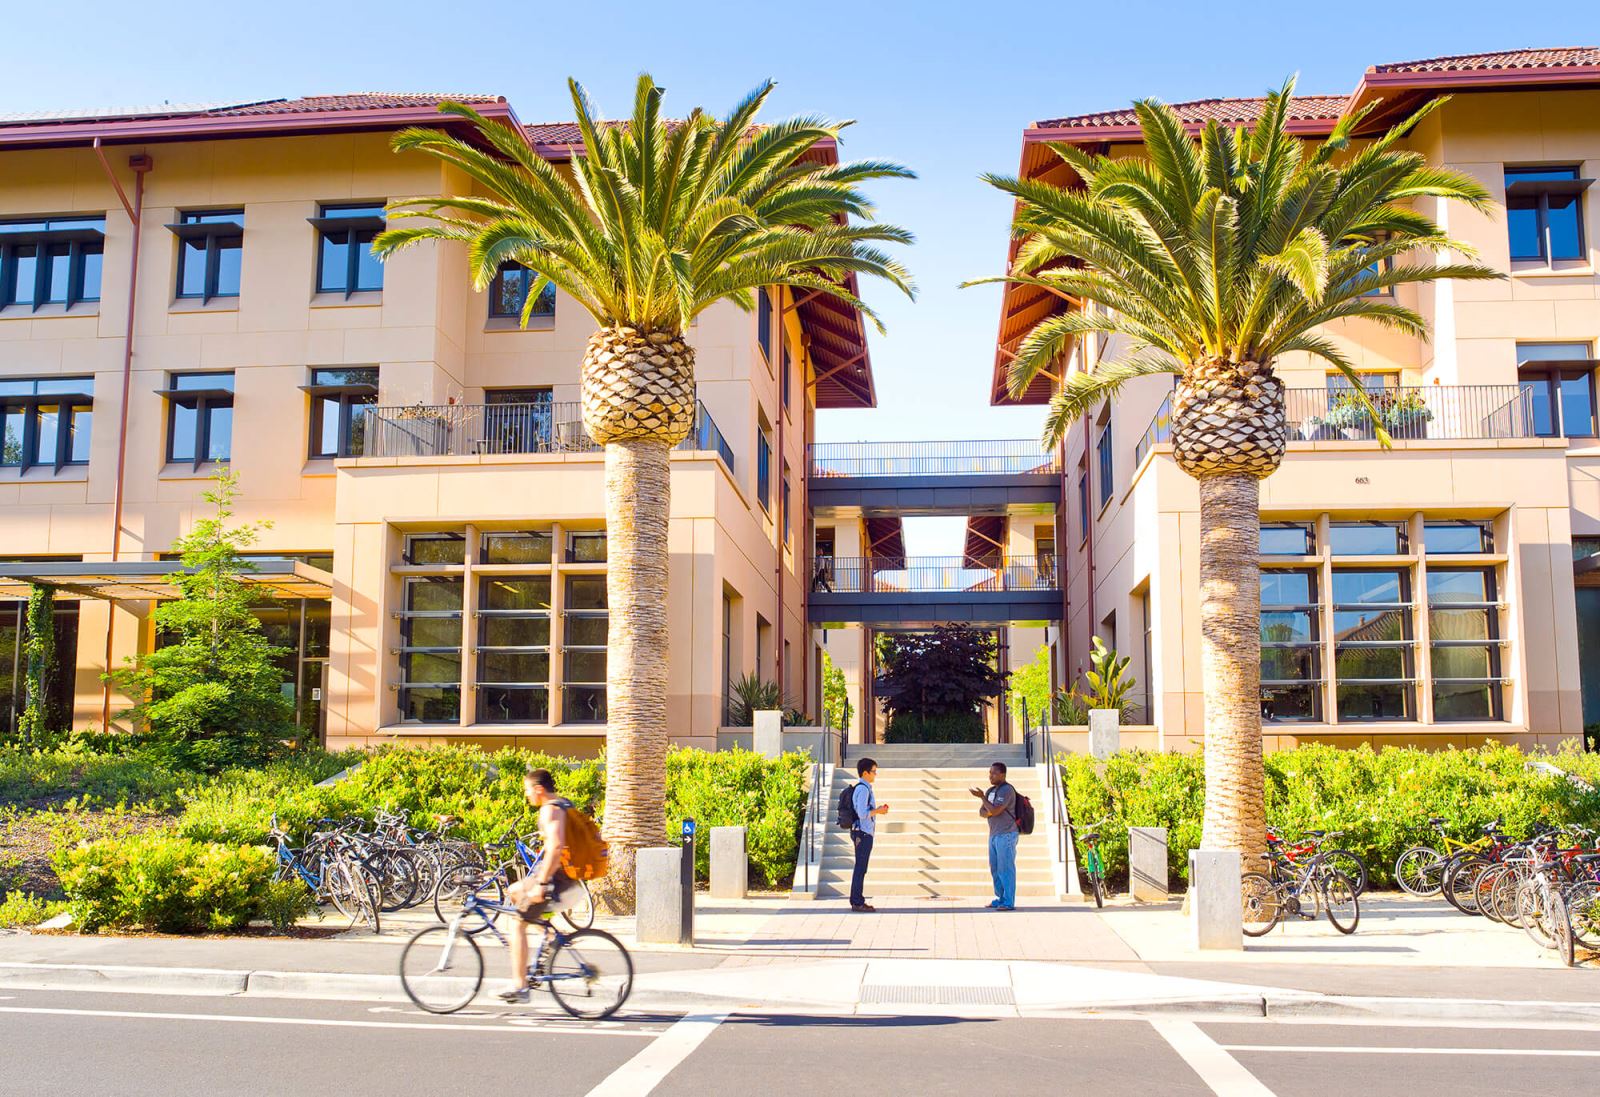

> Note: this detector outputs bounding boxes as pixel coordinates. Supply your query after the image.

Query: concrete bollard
[1129,827,1169,902]
[753,710,784,759]
[1187,849,1243,951]
[1087,709,1120,759]
[636,847,692,945]
[709,826,748,899]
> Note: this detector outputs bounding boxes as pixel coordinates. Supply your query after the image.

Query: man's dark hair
[992,761,1008,775]
[526,768,557,793]
[857,757,877,777]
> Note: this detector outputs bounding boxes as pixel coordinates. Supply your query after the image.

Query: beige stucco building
[0,95,879,753]
[992,47,1600,752]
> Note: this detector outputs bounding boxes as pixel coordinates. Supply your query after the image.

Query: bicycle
[1073,816,1110,908]
[1240,846,1360,937]
[1265,829,1370,896]
[432,829,595,932]
[400,890,632,1019]
[1393,817,1497,898]
[269,815,382,933]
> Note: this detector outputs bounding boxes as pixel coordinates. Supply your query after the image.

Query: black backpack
[1014,790,1036,835]
[836,782,860,829]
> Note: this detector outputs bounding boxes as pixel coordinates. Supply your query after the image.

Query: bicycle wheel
[1320,850,1370,897]
[562,879,596,931]
[433,864,505,932]
[1518,880,1555,949]
[1550,891,1575,968]
[1564,880,1600,951]
[1474,864,1508,924]
[1089,871,1104,909]
[1491,868,1525,927]
[1394,846,1443,897]
[354,863,383,933]
[399,924,484,1014]
[1443,857,1486,915]
[1240,872,1281,937]
[1319,869,1360,935]
[372,850,421,913]
[544,929,633,1020]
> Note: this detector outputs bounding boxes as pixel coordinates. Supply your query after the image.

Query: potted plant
[1321,391,1375,440]
[1380,391,1432,439]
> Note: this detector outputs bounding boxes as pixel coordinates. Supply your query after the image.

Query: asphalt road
[2,987,1599,1096]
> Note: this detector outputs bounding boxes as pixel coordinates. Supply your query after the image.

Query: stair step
[816,883,1059,899]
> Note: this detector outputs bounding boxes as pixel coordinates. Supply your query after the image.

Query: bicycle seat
[1308,830,1326,838]
[1428,817,1446,826]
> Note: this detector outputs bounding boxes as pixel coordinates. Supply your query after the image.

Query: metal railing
[364,399,735,472]
[1133,393,1173,468]
[1024,703,1072,873]
[1287,384,1535,442]
[798,720,844,894]
[814,554,1060,594]
[809,439,1061,478]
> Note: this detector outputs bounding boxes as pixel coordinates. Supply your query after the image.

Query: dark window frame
[0,377,94,473]
[487,261,555,321]
[1077,468,1089,541]
[311,203,385,297]
[303,367,378,459]
[1330,566,1415,722]
[1505,166,1589,263]
[562,574,608,725]
[474,573,552,725]
[170,210,245,303]
[1260,566,1322,722]
[757,288,772,364]
[159,372,235,470]
[756,428,772,512]
[1095,420,1114,508]
[0,216,106,310]
[1427,565,1504,722]
[1519,361,1598,438]
[396,574,464,724]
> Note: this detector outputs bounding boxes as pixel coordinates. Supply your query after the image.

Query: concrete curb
[0,962,248,996]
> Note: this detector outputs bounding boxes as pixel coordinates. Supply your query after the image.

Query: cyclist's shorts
[518,871,578,922]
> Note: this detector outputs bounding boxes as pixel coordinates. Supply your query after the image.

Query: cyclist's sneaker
[495,984,531,1004]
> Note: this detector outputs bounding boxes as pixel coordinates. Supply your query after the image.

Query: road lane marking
[1152,1020,1278,1097]
[1222,1045,1600,1057]
[583,1012,728,1097]
[0,1004,654,1037]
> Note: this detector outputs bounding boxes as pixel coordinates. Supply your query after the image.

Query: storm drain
[859,985,1016,1006]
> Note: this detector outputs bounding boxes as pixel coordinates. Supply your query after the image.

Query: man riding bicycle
[497,768,580,1003]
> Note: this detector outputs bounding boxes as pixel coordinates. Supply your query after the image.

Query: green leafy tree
[821,651,852,734]
[110,472,295,768]
[1008,643,1053,728]
[375,76,914,897]
[971,80,1497,858]
[17,584,59,748]
[876,626,1007,741]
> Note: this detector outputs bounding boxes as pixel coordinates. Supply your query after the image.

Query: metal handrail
[809,439,1061,478]
[1134,394,1173,468]
[1287,384,1536,441]
[798,719,842,894]
[817,554,1060,593]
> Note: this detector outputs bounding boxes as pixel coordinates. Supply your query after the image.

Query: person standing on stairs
[850,757,888,913]
[972,762,1018,911]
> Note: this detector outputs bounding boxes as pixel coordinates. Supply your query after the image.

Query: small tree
[822,651,853,734]
[17,584,59,748]
[110,472,295,768]
[875,626,1008,741]
[1008,643,1053,728]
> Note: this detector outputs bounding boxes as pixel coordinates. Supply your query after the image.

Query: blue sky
[6,1,1597,552]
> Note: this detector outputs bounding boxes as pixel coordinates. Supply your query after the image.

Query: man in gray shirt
[849,757,888,912]
[971,761,1018,910]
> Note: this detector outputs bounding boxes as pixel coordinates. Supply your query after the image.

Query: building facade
[992,48,1600,752]
[0,95,877,753]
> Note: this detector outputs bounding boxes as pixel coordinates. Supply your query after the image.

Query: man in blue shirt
[971,762,1018,910]
[849,756,889,912]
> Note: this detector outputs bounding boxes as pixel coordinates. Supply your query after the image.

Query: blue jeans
[850,830,874,907]
[989,829,1019,908]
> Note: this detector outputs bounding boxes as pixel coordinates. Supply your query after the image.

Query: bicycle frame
[441,894,592,988]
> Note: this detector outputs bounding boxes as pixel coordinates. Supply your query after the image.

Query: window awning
[0,559,334,601]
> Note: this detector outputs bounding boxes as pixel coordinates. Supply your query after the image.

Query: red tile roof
[0,94,503,129]
[1372,47,1600,74]
[1036,94,1348,130]
[524,122,584,146]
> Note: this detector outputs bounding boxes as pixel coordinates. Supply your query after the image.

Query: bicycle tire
[433,864,505,932]
[1491,867,1525,926]
[399,924,483,1014]
[562,879,596,931]
[371,850,421,913]
[1564,880,1600,951]
[1474,864,1508,924]
[1394,846,1443,897]
[357,864,383,934]
[1320,868,1360,935]
[1319,850,1370,897]
[1518,880,1556,949]
[1550,891,1575,968]
[1443,856,1486,915]
[1240,872,1281,937]
[544,929,633,1020]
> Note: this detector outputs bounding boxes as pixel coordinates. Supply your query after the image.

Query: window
[566,531,607,563]
[1505,166,1588,263]
[397,576,463,722]
[481,531,552,565]
[172,210,244,301]
[1428,568,1503,721]
[563,575,608,723]
[404,533,465,565]
[312,203,384,295]
[781,337,792,413]
[1077,468,1089,540]
[1096,420,1113,508]
[161,372,234,468]
[1518,343,1596,438]
[1331,568,1414,721]
[488,262,555,320]
[1325,372,1399,392]
[722,593,736,725]
[757,289,772,363]
[477,575,551,723]
[1261,569,1321,721]
[0,216,105,309]
[485,388,554,452]
[1425,521,1493,555]
[0,377,93,472]
[1329,521,1407,556]
[1260,522,1314,556]
[305,367,377,459]
[756,427,772,511]
[781,462,791,544]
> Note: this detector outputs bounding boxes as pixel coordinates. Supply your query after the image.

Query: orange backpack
[559,803,611,881]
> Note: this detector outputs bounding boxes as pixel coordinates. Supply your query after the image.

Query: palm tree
[376,76,914,904]
[971,80,1497,858]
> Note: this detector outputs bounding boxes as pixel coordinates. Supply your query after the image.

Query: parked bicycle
[1265,828,1370,896]
[1393,817,1500,898]
[1240,843,1360,936]
[268,814,383,933]
[1073,816,1110,908]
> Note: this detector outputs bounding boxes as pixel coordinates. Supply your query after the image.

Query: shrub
[0,890,67,928]
[884,712,985,743]
[54,834,280,933]
[1063,741,1600,889]
[0,742,201,810]
[663,747,807,887]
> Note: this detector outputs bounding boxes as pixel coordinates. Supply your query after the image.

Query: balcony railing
[364,400,734,472]
[809,439,1060,478]
[1134,394,1173,468]
[814,554,1060,594]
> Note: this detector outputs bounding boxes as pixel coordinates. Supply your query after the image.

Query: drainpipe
[93,141,152,730]
[1082,410,1096,668]
[774,289,789,708]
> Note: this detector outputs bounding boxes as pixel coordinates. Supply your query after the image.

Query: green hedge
[1063,742,1600,889]
[884,712,985,743]
[0,890,67,928]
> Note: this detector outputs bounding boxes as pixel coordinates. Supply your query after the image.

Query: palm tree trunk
[1196,472,1266,861]
[597,437,673,910]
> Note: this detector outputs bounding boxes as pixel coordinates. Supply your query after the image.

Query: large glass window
[1518,343,1596,439]
[305,367,377,459]
[313,204,384,295]
[477,576,551,723]
[1505,166,1587,263]
[1332,568,1414,720]
[404,533,465,566]
[162,372,234,467]
[1260,522,1314,556]
[1261,568,1320,721]
[488,262,555,321]
[564,575,608,723]
[397,576,463,722]
[173,210,244,301]
[0,216,105,308]
[757,289,772,363]
[0,377,93,472]
[756,428,771,511]
[1425,521,1493,555]
[0,597,79,738]
[566,531,607,563]
[481,531,552,565]
[1077,469,1089,539]
[1329,521,1407,556]
[1428,568,1502,721]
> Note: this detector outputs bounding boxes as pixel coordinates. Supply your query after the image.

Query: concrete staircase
[813,743,1055,900]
